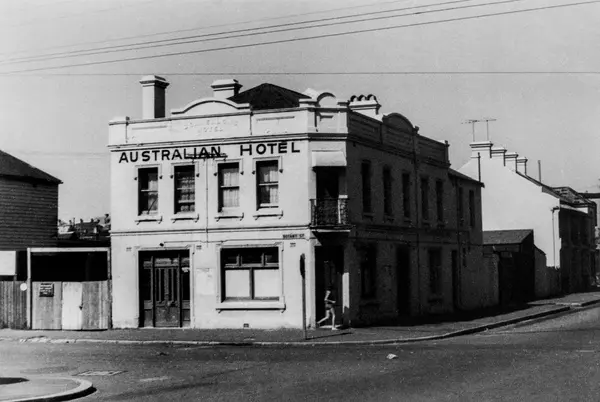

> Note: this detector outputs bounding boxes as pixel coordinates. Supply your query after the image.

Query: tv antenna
[462,118,497,141]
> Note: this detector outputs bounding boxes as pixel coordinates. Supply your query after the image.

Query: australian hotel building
[108,76,493,329]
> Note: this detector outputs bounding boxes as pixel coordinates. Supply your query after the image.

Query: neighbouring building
[108,76,494,329]
[460,142,596,296]
[0,149,61,255]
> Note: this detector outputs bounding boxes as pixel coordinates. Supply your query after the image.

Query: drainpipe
[477,152,482,183]
[551,206,560,292]
[412,127,422,315]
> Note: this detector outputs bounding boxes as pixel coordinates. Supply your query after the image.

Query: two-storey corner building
[0,150,61,252]
[108,76,490,329]
[459,141,595,297]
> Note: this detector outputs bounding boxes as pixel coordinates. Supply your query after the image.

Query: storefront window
[221,247,280,300]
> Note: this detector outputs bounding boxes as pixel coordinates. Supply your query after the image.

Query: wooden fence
[0,281,27,329]
[32,281,110,330]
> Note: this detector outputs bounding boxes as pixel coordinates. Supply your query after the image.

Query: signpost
[300,254,307,340]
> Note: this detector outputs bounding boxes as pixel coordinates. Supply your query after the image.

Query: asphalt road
[2,306,600,401]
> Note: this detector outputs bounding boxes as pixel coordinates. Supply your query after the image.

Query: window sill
[171,213,199,222]
[215,211,244,221]
[216,300,286,311]
[384,214,395,222]
[437,221,446,228]
[253,209,283,219]
[135,214,162,224]
[362,212,374,220]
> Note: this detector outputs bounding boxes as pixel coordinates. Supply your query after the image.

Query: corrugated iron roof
[448,168,484,186]
[483,229,533,245]
[0,149,61,184]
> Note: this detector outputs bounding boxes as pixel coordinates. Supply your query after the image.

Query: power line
[1,0,598,75]
[2,71,600,78]
[0,0,415,58]
[0,0,486,65]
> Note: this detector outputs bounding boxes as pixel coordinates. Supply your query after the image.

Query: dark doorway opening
[139,250,191,328]
[315,246,344,324]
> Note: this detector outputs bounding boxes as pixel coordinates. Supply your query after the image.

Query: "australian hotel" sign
[117,141,301,163]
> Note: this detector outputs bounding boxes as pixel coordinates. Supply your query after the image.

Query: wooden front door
[140,251,190,328]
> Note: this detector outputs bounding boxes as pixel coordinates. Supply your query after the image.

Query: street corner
[0,376,94,402]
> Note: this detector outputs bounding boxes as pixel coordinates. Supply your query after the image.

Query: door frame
[138,249,191,328]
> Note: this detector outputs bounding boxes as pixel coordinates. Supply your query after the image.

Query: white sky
[0,0,599,220]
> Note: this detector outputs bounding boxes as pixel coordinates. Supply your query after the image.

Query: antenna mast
[462,118,497,141]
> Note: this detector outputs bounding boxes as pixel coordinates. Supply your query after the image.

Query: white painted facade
[109,77,491,329]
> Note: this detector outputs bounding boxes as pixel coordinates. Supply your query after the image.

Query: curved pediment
[171,98,250,116]
[382,112,415,133]
[304,88,339,107]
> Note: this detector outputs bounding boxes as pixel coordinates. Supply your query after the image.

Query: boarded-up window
[221,248,280,300]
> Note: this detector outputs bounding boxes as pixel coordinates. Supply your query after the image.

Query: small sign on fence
[39,283,54,297]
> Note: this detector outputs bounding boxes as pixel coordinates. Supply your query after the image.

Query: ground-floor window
[429,248,442,295]
[221,247,280,300]
[360,245,377,298]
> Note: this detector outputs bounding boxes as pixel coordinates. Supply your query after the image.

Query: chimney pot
[140,75,169,119]
[211,79,242,100]
[348,94,381,118]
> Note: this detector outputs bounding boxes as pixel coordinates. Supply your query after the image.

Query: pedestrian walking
[317,285,338,330]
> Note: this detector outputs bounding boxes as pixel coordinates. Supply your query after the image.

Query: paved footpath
[1,290,599,402]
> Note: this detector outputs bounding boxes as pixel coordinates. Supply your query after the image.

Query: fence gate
[29,247,111,330]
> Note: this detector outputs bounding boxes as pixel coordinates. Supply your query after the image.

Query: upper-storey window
[383,167,393,216]
[138,167,158,215]
[174,165,195,213]
[402,173,411,218]
[436,180,444,222]
[420,177,430,221]
[361,161,372,213]
[257,160,279,208]
[468,189,476,227]
[219,163,240,210]
[458,187,464,226]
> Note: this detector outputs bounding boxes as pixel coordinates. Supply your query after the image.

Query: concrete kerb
[0,305,573,348]
[5,378,94,402]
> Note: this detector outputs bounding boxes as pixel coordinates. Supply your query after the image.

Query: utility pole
[462,118,497,141]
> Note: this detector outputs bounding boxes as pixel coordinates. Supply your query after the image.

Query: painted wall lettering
[239,141,300,156]
[118,146,223,163]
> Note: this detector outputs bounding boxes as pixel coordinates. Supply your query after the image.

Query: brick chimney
[470,141,493,159]
[491,146,507,165]
[516,157,528,175]
[348,94,381,119]
[505,151,519,171]
[140,75,169,119]
[211,79,242,99]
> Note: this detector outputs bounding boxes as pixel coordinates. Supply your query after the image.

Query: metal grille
[311,198,349,227]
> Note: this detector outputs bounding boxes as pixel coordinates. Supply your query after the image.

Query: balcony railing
[310,198,349,227]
